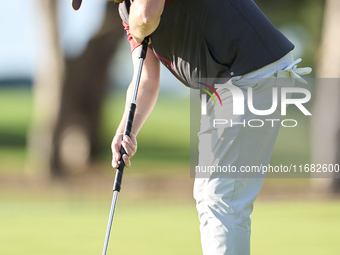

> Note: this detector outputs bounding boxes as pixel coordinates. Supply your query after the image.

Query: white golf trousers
[194,52,310,255]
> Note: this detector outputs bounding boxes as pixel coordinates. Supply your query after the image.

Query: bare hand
[111,134,137,169]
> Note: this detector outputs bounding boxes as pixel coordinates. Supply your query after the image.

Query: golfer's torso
[119,0,294,87]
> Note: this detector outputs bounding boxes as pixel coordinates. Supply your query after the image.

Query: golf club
[102,36,149,255]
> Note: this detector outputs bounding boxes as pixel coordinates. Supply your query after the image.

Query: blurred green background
[2,86,340,255]
[1,0,340,254]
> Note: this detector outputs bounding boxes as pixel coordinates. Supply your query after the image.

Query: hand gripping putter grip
[102,37,149,255]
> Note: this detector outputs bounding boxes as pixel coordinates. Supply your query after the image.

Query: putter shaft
[102,191,118,255]
[102,37,149,255]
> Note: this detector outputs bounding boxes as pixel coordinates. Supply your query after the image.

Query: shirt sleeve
[122,0,170,52]
[122,21,141,53]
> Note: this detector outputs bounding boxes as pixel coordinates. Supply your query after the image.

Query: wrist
[115,129,124,136]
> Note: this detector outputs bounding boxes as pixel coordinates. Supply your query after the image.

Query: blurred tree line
[28,0,124,176]
[257,0,325,67]
[27,0,340,193]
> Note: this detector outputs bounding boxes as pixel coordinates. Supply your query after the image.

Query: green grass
[0,88,311,163]
[0,88,338,254]
[0,88,312,178]
[0,88,33,131]
[252,201,340,255]
[0,88,190,174]
[0,88,33,173]
[0,198,201,255]
[270,107,311,167]
[1,197,340,255]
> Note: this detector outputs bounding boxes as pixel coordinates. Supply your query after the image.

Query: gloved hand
[283,58,312,84]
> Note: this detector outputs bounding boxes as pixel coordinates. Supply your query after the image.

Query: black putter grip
[139,36,149,60]
[113,103,136,192]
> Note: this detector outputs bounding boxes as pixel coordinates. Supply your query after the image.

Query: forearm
[116,78,159,136]
[116,46,160,136]
[129,0,165,43]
